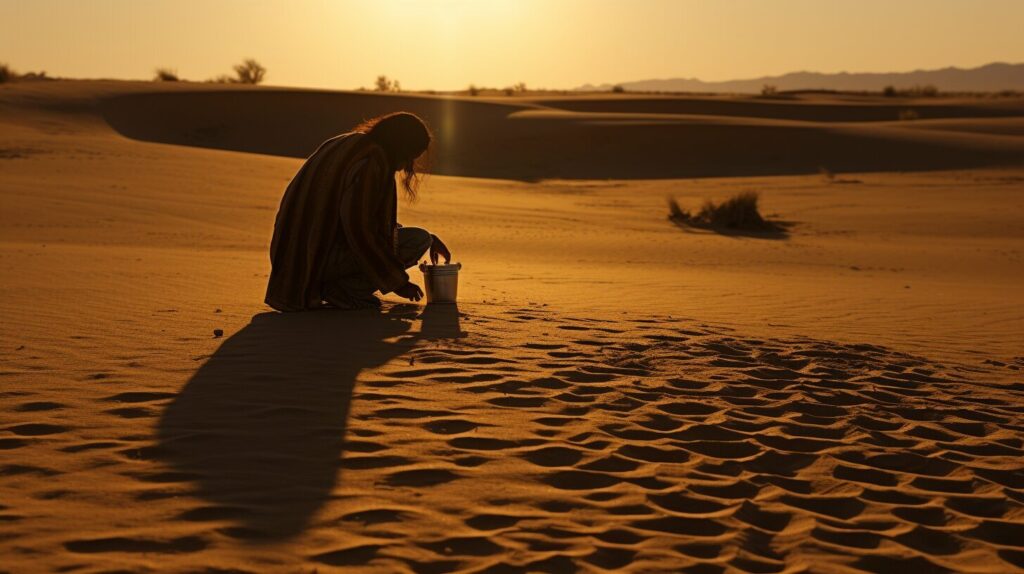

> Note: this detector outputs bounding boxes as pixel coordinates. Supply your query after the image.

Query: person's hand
[394,281,424,302]
[430,234,452,264]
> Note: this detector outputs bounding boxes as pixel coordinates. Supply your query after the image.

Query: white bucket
[419,262,462,304]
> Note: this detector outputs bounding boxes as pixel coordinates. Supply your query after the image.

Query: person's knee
[399,226,432,263]
[405,227,432,250]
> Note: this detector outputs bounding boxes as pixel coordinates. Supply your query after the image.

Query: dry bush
[467,84,480,96]
[612,84,626,93]
[761,84,778,96]
[668,191,783,232]
[154,67,179,82]
[233,59,266,84]
[375,75,401,92]
[0,63,14,83]
[818,166,862,185]
[884,85,940,98]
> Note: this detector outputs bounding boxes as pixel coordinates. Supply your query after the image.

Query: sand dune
[86,82,1024,179]
[533,94,1024,123]
[2,80,1023,572]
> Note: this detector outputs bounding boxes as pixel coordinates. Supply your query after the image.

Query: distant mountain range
[577,62,1024,94]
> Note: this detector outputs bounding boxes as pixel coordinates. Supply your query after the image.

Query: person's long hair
[353,112,432,200]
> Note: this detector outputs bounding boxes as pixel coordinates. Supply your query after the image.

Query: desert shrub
[207,74,234,84]
[0,63,14,83]
[898,108,920,121]
[468,84,480,96]
[375,75,401,92]
[761,84,777,96]
[513,81,527,94]
[668,191,781,232]
[818,166,861,184]
[233,59,266,84]
[881,85,939,98]
[502,87,514,96]
[612,84,625,93]
[154,67,179,82]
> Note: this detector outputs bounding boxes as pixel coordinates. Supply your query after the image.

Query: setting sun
[3,0,1024,90]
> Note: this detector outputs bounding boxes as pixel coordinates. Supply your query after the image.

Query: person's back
[265,112,451,312]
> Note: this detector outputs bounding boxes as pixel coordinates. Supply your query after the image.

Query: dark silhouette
[264,112,451,312]
[232,59,266,85]
[155,304,463,539]
[353,112,432,199]
[668,193,791,240]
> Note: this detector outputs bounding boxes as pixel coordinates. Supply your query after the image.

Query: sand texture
[2,81,1023,573]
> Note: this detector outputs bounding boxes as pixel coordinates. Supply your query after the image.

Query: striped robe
[265,133,407,311]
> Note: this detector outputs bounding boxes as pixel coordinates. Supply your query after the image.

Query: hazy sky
[3,0,1023,90]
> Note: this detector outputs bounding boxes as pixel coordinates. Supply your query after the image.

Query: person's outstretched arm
[339,155,409,294]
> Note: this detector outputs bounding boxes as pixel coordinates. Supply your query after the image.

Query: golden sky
[3,0,1023,90]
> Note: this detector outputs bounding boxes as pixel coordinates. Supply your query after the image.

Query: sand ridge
[6,303,1023,571]
[89,82,1024,180]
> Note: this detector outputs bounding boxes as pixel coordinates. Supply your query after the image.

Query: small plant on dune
[467,84,480,96]
[818,166,862,185]
[0,63,15,83]
[233,58,266,85]
[881,85,939,98]
[612,84,626,93]
[668,191,783,233]
[513,81,527,94]
[374,75,401,92]
[761,84,778,97]
[154,67,179,82]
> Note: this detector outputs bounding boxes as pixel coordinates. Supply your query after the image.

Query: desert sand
[1,80,1023,573]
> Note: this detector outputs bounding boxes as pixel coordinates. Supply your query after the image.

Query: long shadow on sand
[156,304,463,540]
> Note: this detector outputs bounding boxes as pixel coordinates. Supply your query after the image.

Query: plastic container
[419,262,462,304]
